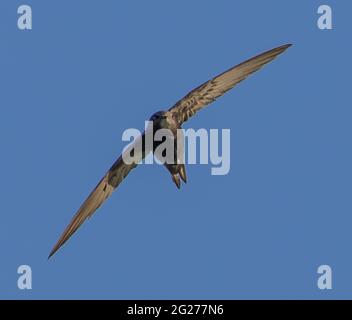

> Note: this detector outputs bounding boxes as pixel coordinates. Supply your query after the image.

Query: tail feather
[179,164,187,183]
[172,174,181,189]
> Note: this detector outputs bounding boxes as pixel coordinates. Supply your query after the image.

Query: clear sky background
[0,0,351,299]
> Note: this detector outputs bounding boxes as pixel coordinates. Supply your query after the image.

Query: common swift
[49,44,292,258]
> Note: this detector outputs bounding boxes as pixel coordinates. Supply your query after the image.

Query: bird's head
[150,111,166,122]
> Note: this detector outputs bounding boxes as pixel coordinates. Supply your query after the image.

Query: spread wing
[169,44,292,124]
[49,133,148,258]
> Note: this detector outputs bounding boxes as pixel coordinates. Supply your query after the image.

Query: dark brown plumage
[49,44,291,258]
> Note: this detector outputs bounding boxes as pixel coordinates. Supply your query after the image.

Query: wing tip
[47,174,113,260]
[278,43,293,51]
[48,243,61,259]
[48,250,55,260]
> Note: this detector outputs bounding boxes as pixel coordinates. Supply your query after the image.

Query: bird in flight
[49,43,292,258]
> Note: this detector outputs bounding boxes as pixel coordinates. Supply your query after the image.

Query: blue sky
[0,0,351,299]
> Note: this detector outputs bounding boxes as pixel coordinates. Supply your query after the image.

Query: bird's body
[49,44,292,258]
[150,110,186,188]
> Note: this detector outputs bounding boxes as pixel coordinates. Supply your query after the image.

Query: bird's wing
[169,44,291,124]
[49,133,147,258]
